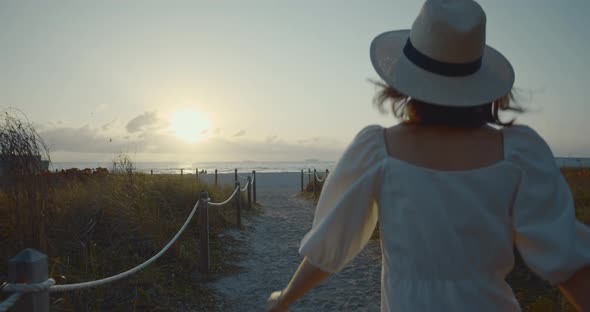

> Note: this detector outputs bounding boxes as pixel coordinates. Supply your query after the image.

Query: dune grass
[301,167,590,311]
[0,171,244,311]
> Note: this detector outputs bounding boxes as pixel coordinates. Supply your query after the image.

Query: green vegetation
[301,167,590,311]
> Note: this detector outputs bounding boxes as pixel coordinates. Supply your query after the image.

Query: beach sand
[194,172,382,311]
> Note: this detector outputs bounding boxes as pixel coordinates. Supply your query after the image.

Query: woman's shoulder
[339,125,387,169]
[503,124,559,172]
[503,124,548,147]
[354,124,384,139]
[345,124,385,151]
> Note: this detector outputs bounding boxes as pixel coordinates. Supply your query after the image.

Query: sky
[1,0,589,162]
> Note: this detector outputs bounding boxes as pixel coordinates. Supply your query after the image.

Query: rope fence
[300,168,329,196]
[1,169,258,312]
[209,186,240,207]
[240,180,249,192]
[0,293,22,312]
[314,171,326,183]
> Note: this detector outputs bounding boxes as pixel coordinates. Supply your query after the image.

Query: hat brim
[370,30,515,107]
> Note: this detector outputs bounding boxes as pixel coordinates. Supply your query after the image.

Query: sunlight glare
[169,109,211,143]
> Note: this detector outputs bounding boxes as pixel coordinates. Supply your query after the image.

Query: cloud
[38,124,346,162]
[126,112,165,133]
[32,122,46,131]
[101,119,117,131]
[233,130,246,137]
[40,125,130,154]
[296,136,341,146]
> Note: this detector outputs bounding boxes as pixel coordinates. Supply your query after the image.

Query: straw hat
[370,0,514,107]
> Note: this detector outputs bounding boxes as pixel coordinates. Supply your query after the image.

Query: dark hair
[371,80,524,128]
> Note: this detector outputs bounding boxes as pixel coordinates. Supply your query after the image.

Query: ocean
[49,160,337,175]
[49,157,590,175]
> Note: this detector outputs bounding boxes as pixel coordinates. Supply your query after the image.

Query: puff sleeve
[298,125,384,273]
[507,125,590,285]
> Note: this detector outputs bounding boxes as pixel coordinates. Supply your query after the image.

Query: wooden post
[215,169,218,186]
[195,168,198,180]
[181,168,184,176]
[150,169,153,175]
[308,168,311,185]
[234,168,238,182]
[313,169,317,196]
[247,176,252,210]
[8,248,50,311]
[235,181,241,229]
[301,169,304,192]
[198,191,210,273]
[325,169,329,181]
[252,170,257,204]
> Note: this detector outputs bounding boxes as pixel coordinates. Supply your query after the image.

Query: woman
[267,0,590,311]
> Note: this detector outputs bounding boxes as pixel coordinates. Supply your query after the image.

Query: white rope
[0,293,21,312]
[209,186,239,206]
[240,181,249,192]
[2,278,55,293]
[48,200,200,292]
[0,278,55,311]
[314,172,325,183]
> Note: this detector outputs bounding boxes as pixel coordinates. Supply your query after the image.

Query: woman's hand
[266,290,287,312]
[266,259,332,311]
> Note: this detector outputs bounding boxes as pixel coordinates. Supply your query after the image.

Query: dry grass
[0,172,241,311]
[0,110,255,311]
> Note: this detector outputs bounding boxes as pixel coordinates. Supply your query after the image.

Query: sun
[169,109,211,143]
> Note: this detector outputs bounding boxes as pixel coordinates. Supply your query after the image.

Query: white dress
[299,124,590,311]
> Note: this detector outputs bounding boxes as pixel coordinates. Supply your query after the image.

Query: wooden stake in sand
[253,170,257,204]
[247,176,252,210]
[198,191,210,273]
[313,169,317,196]
[301,169,304,192]
[8,249,50,311]
[235,181,241,229]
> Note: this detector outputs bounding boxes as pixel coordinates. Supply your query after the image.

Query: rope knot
[1,278,55,294]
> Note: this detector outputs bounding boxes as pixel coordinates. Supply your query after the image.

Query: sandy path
[208,173,381,311]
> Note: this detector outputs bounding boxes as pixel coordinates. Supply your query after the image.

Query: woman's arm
[267,257,332,311]
[559,265,590,311]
